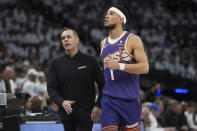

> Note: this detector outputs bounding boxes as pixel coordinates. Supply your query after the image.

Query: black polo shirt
[47,51,104,119]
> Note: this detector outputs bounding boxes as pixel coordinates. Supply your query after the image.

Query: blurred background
[0,0,197,130]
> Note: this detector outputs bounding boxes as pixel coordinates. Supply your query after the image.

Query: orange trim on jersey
[108,31,127,45]
[100,38,107,56]
[138,97,141,104]
[118,47,124,63]
[102,125,119,130]
[124,33,135,59]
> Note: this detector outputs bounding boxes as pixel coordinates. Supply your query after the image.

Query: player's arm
[124,35,149,74]
[100,39,105,56]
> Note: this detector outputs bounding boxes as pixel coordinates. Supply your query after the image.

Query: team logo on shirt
[103,48,134,70]
[78,66,87,69]
[117,40,123,46]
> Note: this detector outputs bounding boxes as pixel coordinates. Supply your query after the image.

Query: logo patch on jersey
[103,44,108,48]
[117,40,123,46]
[126,122,139,129]
[78,66,87,69]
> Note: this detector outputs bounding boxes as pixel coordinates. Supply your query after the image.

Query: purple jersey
[101,31,140,100]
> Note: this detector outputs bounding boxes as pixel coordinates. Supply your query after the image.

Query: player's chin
[104,23,110,27]
[104,24,115,30]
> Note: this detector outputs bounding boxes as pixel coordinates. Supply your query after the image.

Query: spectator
[159,99,189,131]
[0,64,8,93]
[4,66,18,95]
[155,99,165,113]
[146,82,161,102]
[22,68,39,96]
[142,106,176,131]
[46,98,59,116]
[15,67,26,93]
[0,63,12,93]
[184,102,197,130]
[36,71,48,105]
[30,96,43,113]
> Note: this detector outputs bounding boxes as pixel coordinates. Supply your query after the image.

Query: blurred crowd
[0,63,59,116]
[1,62,197,130]
[0,0,197,130]
[140,82,197,131]
[0,0,197,80]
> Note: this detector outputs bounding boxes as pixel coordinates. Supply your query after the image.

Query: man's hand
[104,54,120,70]
[91,106,101,122]
[62,100,75,115]
[181,125,189,131]
[164,127,177,131]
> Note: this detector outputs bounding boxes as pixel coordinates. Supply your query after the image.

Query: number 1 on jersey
[110,69,114,80]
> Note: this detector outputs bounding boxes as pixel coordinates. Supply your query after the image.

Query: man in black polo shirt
[47,27,105,131]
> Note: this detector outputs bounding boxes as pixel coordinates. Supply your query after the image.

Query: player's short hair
[62,27,79,38]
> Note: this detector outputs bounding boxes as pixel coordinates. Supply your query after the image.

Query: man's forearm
[124,62,149,74]
[47,87,65,106]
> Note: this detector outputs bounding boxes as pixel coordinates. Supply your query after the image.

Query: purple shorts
[101,95,141,130]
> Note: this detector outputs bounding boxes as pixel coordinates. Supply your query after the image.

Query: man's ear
[76,37,80,45]
[119,17,124,24]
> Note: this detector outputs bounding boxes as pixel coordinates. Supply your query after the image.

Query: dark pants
[62,117,93,131]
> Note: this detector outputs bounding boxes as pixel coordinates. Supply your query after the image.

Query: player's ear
[119,17,124,24]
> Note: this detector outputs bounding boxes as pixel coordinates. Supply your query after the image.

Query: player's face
[104,10,121,29]
[61,30,79,51]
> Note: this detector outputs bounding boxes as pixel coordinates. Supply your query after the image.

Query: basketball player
[100,5,149,131]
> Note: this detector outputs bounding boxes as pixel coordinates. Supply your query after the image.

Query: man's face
[172,104,179,113]
[0,70,6,79]
[153,83,160,91]
[104,10,123,30]
[61,30,79,51]
[39,76,45,82]
[4,67,14,79]
[30,74,37,82]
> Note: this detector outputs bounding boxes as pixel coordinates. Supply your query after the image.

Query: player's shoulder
[127,33,141,41]
[127,33,143,45]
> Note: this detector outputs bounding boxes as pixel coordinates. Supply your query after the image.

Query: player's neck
[109,28,124,39]
[65,48,78,57]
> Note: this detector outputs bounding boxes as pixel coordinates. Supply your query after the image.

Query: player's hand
[104,54,119,70]
[62,100,75,115]
[91,106,101,122]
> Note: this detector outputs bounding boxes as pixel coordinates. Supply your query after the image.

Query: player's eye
[109,11,114,15]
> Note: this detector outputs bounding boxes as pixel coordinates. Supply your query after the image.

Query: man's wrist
[94,106,101,109]
[119,63,125,71]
